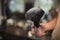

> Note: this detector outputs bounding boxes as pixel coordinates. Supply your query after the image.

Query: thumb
[40,23,46,26]
[40,23,47,31]
[40,23,45,28]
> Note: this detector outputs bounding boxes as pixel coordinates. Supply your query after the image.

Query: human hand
[31,22,55,37]
[31,26,46,37]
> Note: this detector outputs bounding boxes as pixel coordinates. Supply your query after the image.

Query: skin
[31,12,58,37]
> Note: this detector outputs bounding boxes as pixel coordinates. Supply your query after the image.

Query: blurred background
[0,0,60,40]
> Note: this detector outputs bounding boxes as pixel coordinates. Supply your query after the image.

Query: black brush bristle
[25,7,44,28]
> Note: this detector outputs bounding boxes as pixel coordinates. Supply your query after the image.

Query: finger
[39,32,46,37]
[40,23,45,27]
[31,30,36,35]
[31,28,36,35]
[40,23,46,30]
[40,23,46,26]
[37,32,46,37]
